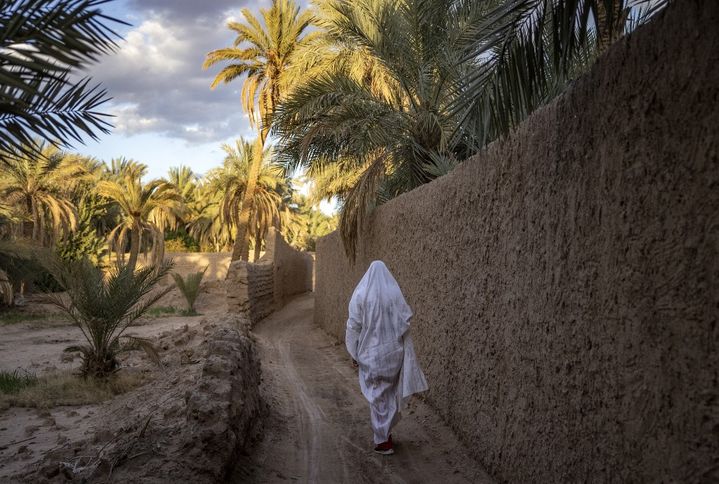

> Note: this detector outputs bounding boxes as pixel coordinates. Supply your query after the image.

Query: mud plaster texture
[315,2,719,482]
[21,314,264,483]
[226,228,314,323]
[265,227,314,307]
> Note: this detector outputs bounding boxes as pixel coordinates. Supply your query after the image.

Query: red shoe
[374,436,394,455]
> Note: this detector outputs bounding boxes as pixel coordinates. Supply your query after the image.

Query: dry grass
[0,370,147,411]
[0,309,66,325]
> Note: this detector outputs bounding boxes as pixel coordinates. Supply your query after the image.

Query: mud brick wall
[247,262,275,322]
[266,228,314,308]
[226,228,314,323]
[314,1,719,482]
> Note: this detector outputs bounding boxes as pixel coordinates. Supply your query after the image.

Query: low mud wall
[266,228,314,307]
[28,314,263,483]
[315,1,719,482]
[227,228,313,323]
[135,252,231,283]
[165,252,231,281]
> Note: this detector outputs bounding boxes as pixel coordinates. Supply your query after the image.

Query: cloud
[85,2,269,145]
[126,0,270,21]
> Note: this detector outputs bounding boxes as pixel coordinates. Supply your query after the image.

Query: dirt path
[232,293,494,484]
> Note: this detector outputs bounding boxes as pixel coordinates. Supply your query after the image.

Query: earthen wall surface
[265,229,314,308]
[315,1,719,481]
[226,228,314,323]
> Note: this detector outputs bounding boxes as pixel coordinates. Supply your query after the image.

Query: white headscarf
[348,260,413,348]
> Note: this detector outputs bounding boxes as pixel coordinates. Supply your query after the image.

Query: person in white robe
[345,260,428,454]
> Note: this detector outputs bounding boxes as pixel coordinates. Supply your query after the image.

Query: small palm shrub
[45,258,173,379]
[171,266,207,315]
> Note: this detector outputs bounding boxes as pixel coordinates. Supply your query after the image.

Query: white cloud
[83,1,313,145]
[85,3,260,144]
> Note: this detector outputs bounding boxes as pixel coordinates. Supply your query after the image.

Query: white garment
[345,260,428,444]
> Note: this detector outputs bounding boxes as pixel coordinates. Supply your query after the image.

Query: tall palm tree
[273,0,493,257]
[0,141,87,244]
[96,166,182,272]
[203,0,315,262]
[207,139,288,261]
[0,0,124,157]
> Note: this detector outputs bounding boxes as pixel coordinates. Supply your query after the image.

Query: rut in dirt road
[231,293,494,484]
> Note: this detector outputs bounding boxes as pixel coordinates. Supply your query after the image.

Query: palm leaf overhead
[448,0,668,142]
[0,0,126,157]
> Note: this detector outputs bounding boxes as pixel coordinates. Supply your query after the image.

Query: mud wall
[247,262,275,322]
[226,228,313,322]
[314,1,719,482]
[165,252,230,281]
[265,228,314,307]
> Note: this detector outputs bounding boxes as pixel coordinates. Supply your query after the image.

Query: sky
[76,0,292,181]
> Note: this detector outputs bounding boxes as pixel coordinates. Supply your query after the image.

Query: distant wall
[266,229,314,308]
[165,252,231,281]
[227,228,313,323]
[315,1,719,482]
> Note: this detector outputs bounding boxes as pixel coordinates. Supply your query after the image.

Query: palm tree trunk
[128,219,141,272]
[24,196,33,239]
[230,135,265,262]
[253,225,262,262]
[153,227,165,267]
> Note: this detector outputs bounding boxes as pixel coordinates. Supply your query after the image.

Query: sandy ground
[0,283,228,482]
[0,282,225,374]
[1,287,494,483]
[233,294,495,484]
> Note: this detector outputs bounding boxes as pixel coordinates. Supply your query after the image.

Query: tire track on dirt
[231,293,494,484]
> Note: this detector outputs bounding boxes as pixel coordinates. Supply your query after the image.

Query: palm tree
[166,166,199,207]
[186,185,232,252]
[203,0,315,262]
[274,0,667,257]
[0,141,87,244]
[47,257,172,379]
[96,165,182,272]
[207,139,287,261]
[0,0,124,157]
[273,0,494,257]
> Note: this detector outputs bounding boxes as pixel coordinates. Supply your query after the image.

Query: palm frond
[44,257,174,378]
[0,0,126,157]
[171,266,207,314]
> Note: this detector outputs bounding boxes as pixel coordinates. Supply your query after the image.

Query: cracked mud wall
[315,1,719,482]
